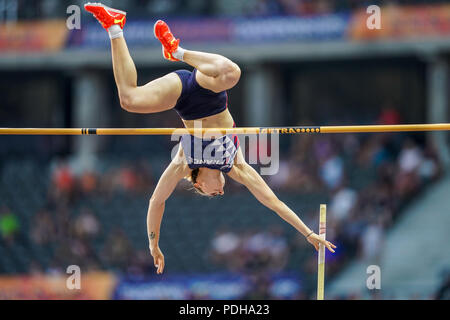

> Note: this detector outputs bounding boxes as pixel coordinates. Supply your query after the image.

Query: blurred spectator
[115,166,139,193]
[0,207,20,244]
[52,163,75,192]
[378,107,401,125]
[80,171,98,194]
[395,138,423,197]
[244,273,272,299]
[319,153,344,190]
[53,237,99,271]
[210,228,241,266]
[398,139,423,174]
[266,226,289,272]
[31,209,56,245]
[50,162,76,203]
[360,217,384,263]
[329,186,357,223]
[419,141,443,182]
[74,208,100,240]
[102,228,134,270]
[210,226,289,275]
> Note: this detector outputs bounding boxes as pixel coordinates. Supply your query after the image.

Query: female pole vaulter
[84,3,336,274]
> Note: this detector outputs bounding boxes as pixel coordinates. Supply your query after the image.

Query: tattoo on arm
[150,232,156,240]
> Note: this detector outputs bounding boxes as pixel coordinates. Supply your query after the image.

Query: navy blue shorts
[173,69,228,120]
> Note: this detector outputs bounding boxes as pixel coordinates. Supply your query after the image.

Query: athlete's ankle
[108,24,123,40]
[172,47,185,61]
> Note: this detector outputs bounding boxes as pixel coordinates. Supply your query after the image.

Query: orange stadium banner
[349,4,450,40]
[0,20,68,52]
[0,272,116,300]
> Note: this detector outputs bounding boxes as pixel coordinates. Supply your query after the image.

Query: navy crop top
[173,69,228,120]
[180,133,240,173]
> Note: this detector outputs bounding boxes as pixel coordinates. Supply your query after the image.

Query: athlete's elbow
[149,196,165,207]
[149,195,167,208]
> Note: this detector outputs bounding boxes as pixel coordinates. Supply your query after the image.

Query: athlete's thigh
[133,72,182,113]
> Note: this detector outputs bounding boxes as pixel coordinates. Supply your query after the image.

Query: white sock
[108,24,123,40]
[172,47,185,61]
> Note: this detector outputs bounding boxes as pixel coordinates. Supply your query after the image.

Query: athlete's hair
[185,168,210,197]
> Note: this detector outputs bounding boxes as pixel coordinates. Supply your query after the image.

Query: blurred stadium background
[0,0,450,300]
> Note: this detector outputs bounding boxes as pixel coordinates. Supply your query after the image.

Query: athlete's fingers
[324,240,336,248]
[322,240,335,253]
[326,242,335,253]
[156,257,161,274]
[157,257,164,274]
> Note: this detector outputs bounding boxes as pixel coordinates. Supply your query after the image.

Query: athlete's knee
[119,89,137,111]
[218,60,241,87]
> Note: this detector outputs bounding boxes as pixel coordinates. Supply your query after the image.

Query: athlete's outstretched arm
[228,150,336,253]
[147,151,190,274]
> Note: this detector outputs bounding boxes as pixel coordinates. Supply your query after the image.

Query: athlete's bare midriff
[182,108,235,130]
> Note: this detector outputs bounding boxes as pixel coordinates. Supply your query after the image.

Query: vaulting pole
[317,204,327,300]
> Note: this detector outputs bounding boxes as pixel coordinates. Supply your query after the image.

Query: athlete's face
[194,169,225,196]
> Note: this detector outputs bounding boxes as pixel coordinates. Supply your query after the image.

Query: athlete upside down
[85,2,336,274]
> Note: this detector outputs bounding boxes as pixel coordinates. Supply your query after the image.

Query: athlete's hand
[307,233,336,253]
[150,246,165,274]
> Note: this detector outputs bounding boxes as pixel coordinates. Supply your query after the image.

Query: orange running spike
[154,20,181,62]
[84,2,127,30]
